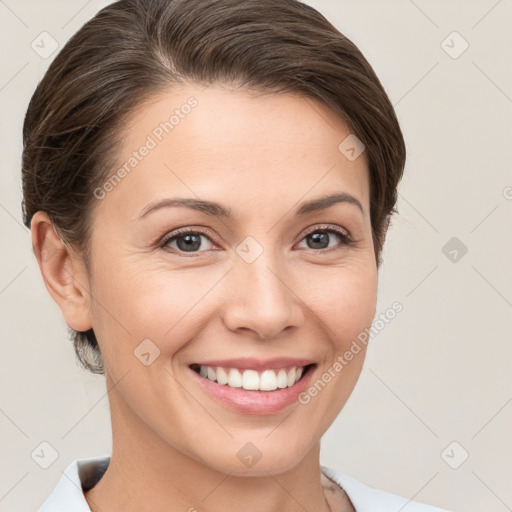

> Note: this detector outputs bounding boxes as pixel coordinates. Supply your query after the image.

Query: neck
[84,378,337,512]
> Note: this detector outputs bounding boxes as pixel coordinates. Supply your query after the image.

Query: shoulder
[38,456,110,512]
[321,465,453,512]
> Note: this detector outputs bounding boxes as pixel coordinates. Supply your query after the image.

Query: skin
[31,83,380,512]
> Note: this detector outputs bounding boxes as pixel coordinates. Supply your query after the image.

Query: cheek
[302,262,378,349]
[89,256,224,364]
[89,240,377,374]
[285,263,377,437]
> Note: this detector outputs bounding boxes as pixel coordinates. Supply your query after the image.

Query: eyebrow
[136,192,364,221]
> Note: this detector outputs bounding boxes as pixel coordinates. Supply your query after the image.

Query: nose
[222,251,304,340]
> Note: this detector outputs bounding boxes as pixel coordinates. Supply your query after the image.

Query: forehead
[100,83,370,222]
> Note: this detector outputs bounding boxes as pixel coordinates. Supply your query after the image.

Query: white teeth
[207,367,216,381]
[287,367,297,387]
[216,366,229,385]
[260,370,278,391]
[228,368,242,388]
[242,370,260,390]
[276,369,288,388]
[196,364,306,391]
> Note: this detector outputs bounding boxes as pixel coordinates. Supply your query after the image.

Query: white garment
[38,456,451,511]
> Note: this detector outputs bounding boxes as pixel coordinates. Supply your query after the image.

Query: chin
[190,433,315,477]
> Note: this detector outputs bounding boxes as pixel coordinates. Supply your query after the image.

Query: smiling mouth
[189,363,315,392]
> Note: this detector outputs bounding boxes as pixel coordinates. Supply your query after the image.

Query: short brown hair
[21,0,406,374]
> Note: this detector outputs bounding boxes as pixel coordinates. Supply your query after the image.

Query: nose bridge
[223,237,302,338]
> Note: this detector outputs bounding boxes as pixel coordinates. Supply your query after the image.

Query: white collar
[38,456,109,512]
[38,456,450,511]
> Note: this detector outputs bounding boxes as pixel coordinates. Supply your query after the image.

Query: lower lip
[189,365,316,415]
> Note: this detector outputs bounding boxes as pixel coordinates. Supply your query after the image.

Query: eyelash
[159,224,354,256]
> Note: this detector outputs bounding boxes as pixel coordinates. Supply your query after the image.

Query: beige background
[1,1,511,511]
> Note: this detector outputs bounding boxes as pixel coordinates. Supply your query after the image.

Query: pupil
[178,233,201,252]
[309,231,328,249]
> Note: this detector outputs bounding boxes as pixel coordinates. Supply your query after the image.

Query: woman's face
[83,83,377,475]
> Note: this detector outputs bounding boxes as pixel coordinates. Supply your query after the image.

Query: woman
[22,0,451,510]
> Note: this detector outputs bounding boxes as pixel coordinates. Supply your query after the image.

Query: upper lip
[190,357,315,371]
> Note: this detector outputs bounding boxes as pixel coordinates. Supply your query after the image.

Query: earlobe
[30,211,93,333]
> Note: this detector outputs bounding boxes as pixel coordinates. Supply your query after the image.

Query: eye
[160,228,216,254]
[296,224,353,252]
[160,224,353,256]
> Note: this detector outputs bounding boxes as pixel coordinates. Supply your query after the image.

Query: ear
[30,211,92,332]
